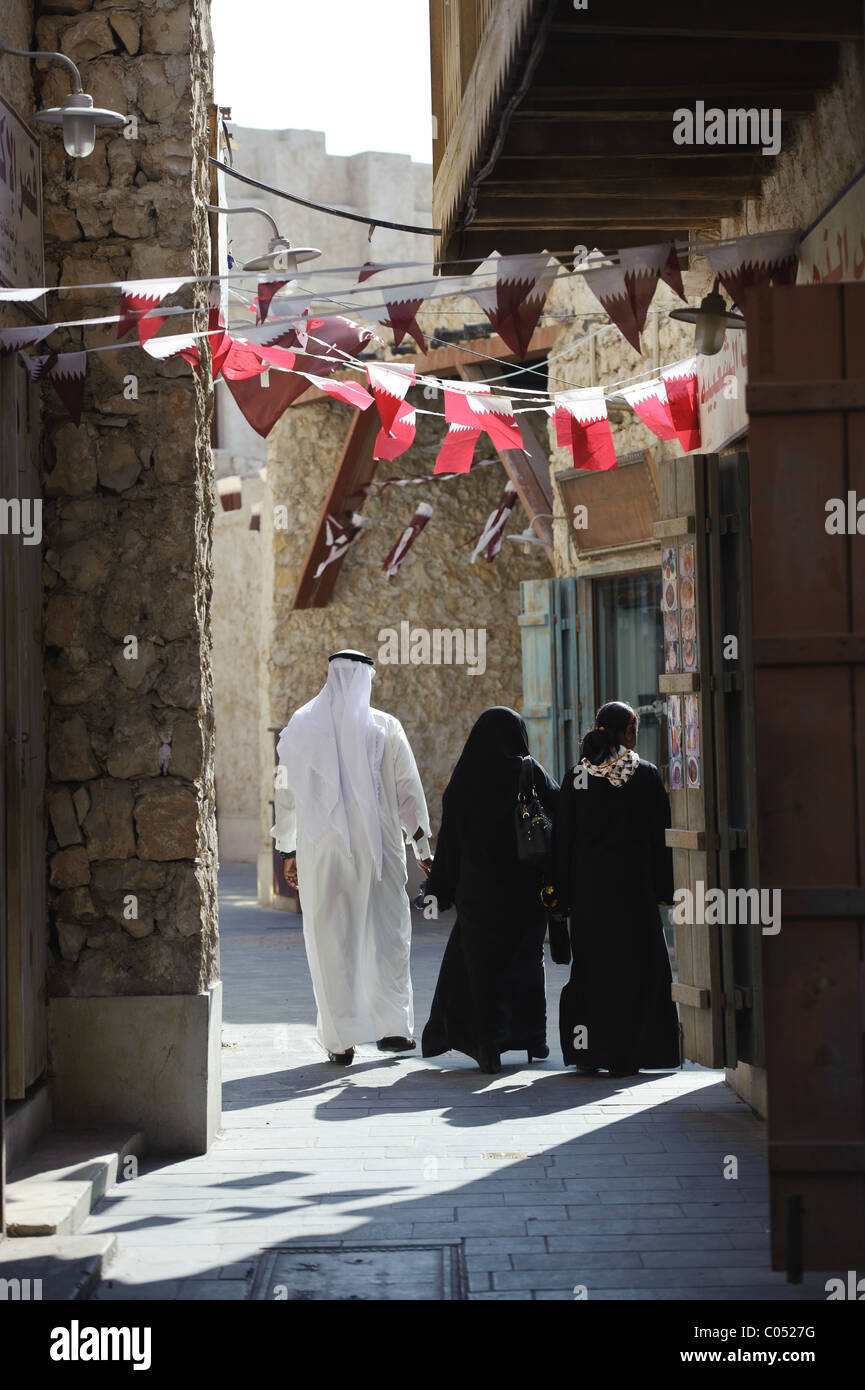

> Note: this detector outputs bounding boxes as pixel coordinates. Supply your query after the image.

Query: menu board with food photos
[678,540,698,673]
[661,546,680,672]
[684,691,701,789]
[667,693,683,790]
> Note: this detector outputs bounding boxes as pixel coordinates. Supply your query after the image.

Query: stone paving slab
[87,864,838,1302]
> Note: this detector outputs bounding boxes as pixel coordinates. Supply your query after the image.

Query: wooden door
[518,576,579,782]
[1,355,47,1101]
[745,281,865,1274]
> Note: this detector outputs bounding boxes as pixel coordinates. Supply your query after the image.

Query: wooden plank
[672,983,711,1010]
[548,1,864,40]
[486,176,765,198]
[666,829,706,851]
[472,197,744,223]
[747,379,865,413]
[292,408,380,610]
[659,672,700,694]
[534,36,841,86]
[753,635,865,665]
[653,515,695,538]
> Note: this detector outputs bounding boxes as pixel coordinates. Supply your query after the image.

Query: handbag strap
[518,755,537,800]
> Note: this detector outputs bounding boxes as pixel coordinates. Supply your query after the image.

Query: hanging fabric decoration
[220,338,270,380]
[313,510,370,580]
[225,315,374,438]
[444,385,523,452]
[22,351,87,426]
[470,483,519,562]
[554,386,617,471]
[582,262,642,353]
[0,324,55,353]
[434,423,483,474]
[382,502,434,578]
[217,475,243,511]
[662,358,701,452]
[255,278,290,324]
[297,371,373,410]
[471,254,556,358]
[373,399,416,461]
[619,242,686,334]
[620,377,678,441]
[367,362,416,434]
[249,502,262,532]
[206,288,233,380]
[117,278,186,343]
[703,230,801,308]
[142,331,203,376]
[379,294,426,352]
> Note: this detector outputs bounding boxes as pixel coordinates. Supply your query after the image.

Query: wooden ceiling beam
[494,154,770,180]
[500,121,786,158]
[484,178,764,199]
[547,0,863,41]
[534,37,841,86]
[474,197,743,221]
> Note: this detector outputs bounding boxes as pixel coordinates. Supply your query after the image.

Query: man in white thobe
[271,650,432,1064]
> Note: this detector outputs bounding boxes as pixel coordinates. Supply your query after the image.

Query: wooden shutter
[518,576,579,782]
[745,281,865,1274]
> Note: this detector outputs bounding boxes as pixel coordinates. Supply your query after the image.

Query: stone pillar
[35,0,220,1153]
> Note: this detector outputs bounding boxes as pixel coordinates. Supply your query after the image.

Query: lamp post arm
[0,40,83,92]
[205,203,281,239]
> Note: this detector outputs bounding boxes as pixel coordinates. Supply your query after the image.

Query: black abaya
[421,708,558,1064]
[554,759,680,1070]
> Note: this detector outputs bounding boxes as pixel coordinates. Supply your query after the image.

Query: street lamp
[206,204,321,274]
[0,38,127,157]
[669,276,745,356]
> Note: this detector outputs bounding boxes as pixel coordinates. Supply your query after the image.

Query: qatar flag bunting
[217,475,243,512]
[298,372,373,410]
[1,324,55,353]
[582,263,642,353]
[472,254,557,359]
[703,230,801,308]
[662,358,701,453]
[470,483,519,563]
[620,377,678,441]
[249,503,262,532]
[117,278,185,342]
[225,316,374,438]
[373,399,416,461]
[619,243,686,336]
[313,510,370,580]
[220,339,270,381]
[382,502,434,578]
[206,289,232,379]
[256,279,290,323]
[554,387,617,471]
[381,295,426,352]
[444,387,523,452]
[434,423,482,475]
[367,362,416,435]
[50,352,87,426]
[246,342,298,373]
[21,352,59,383]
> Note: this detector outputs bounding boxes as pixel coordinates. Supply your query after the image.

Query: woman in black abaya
[553,700,680,1077]
[421,707,558,1074]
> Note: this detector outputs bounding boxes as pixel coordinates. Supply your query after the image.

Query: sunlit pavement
[87,864,833,1301]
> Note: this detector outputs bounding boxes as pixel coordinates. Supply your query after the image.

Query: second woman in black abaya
[421,707,558,1074]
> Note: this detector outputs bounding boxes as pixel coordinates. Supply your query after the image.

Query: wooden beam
[500,120,786,158]
[548,1,864,41]
[292,408,380,610]
[443,227,695,265]
[495,154,772,178]
[485,177,764,199]
[457,360,555,565]
[534,36,841,87]
[472,197,743,222]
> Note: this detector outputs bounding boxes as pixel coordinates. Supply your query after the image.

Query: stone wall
[33,0,219,1000]
[261,397,549,844]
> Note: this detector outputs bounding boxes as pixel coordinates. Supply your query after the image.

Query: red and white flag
[620,377,678,441]
[381,294,426,352]
[313,510,370,580]
[117,278,186,343]
[470,483,519,562]
[619,242,686,334]
[472,254,556,358]
[434,423,483,475]
[1,324,55,353]
[662,357,701,452]
[382,501,434,578]
[255,277,291,324]
[444,385,522,452]
[554,386,617,471]
[582,263,642,353]
[23,351,87,425]
[21,352,59,383]
[703,230,801,308]
[298,371,373,410]
[374,399,416,461]
[367,362,416,435]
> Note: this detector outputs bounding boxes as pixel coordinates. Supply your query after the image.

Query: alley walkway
[88,865,831,1301]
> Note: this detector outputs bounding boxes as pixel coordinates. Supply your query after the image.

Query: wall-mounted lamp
[668,276,745,357]
[0,38,127,157]
[206,203,321,274]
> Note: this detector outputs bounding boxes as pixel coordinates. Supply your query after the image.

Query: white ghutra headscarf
[276,657,386,878]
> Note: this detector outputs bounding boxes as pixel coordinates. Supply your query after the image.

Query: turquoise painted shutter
[519,578,579,782]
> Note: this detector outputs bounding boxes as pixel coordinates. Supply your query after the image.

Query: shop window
[594,572,667,775]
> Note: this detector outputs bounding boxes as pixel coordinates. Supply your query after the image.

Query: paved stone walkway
[88,864,833,1301]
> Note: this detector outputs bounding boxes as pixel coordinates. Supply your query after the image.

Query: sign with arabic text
[697,329,748,454]
[798,166,865,285]
[0,91,44,316]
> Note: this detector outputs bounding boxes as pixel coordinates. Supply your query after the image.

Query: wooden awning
[430,0,863,267]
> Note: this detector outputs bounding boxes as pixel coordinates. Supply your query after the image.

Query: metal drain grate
[249,1242,468,1301]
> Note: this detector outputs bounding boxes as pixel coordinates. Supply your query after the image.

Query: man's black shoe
[327,1048,355,1065]
[377,1036,416,1052]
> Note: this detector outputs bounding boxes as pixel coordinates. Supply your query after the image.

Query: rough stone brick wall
[31,0,218,996]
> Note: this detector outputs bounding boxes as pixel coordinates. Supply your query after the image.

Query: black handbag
[515,756,553,866]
